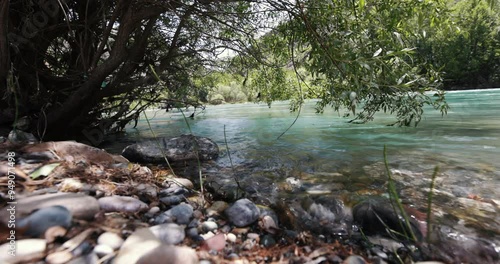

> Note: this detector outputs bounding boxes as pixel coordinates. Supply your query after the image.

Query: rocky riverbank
[0,136,498,264]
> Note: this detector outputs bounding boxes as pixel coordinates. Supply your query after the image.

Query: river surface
[107,88,500,241]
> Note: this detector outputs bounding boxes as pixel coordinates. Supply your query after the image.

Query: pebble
[135,183,158,198]
[163,203,194,225]
[0,239,46,263]
[137,245,198,264]
[260,234,276,248]
[259,215,278,234]
[45,250,73,264]
[247,233,260,240]
[241,238,256,250]
[201,231,215,240]
[186,227,199,238]
[98,195,148,213]
[97,232,124,250]
[225,198,260,227]
[164,177,194,189]
[114,228,162,264]
[149,223,185,245]
[226,233,237,243]
[202,233,226,251]
[145,206,160,218]
[343,255,366,264]
[0,192,99,221]
[160,195,184,206]
[17,205,72,237]
[202,221,218,233]
[93,244,114,257]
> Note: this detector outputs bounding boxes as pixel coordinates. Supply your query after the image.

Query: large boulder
[122,134,219,164]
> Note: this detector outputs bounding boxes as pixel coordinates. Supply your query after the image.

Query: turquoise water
[112,89,500,199]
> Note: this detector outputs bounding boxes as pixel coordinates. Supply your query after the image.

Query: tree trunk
[0,0,9,95]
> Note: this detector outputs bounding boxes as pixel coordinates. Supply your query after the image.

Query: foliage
[421,0,500,88]
[7,0,497,141]
[233,0,451,126]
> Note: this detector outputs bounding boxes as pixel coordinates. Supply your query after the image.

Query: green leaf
[30,163,61,179]
[359,0,365,10]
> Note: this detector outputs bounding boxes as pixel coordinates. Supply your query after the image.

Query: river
[107,88,500,242]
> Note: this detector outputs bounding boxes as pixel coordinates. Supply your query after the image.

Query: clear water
[106,89,500,243]
[109,89,500,201]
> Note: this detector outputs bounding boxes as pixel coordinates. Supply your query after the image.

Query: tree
[1,0,273,143]
[249,0,450,126]
[1,0,452,144]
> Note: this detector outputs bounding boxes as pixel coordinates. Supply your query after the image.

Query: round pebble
[202,221,218,233]
[166,203,194,225]
[97,232,124,250]
[145,206,160,218]
[225,198,260,227]
[187,227,199,238]
[226,233,237,243]
[260,234,276,248]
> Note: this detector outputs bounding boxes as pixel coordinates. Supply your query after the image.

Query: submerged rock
[352,198,423,241]
[122,134,219,164]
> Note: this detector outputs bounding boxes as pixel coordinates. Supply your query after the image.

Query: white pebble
[97,232,124,250]
[226,233,237,243]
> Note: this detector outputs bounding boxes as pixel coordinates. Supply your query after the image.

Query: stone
[201,233,226,251]
[352,198,422,241]
[122,134,219,164]
[226,233,237,243]
[135,183,158,198]
[225,198,260,227]
[0,239,46,263]
[93,244,114,257]
[136,245,198,264]
[159,195,184,206]
[201,221,218,233]
[156,203,193,225]
[149,223,185,245]
[260,234,276,248]
[114,228,162,264]
[45,250,73,264]
[8,129,37,143]
[97,232,124,250]
[343,255,366,264]
[0,193,99,223]
[163,177,194,189]
[17,205,72,238]
[98,196,148,213]
[186,227,199,238]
